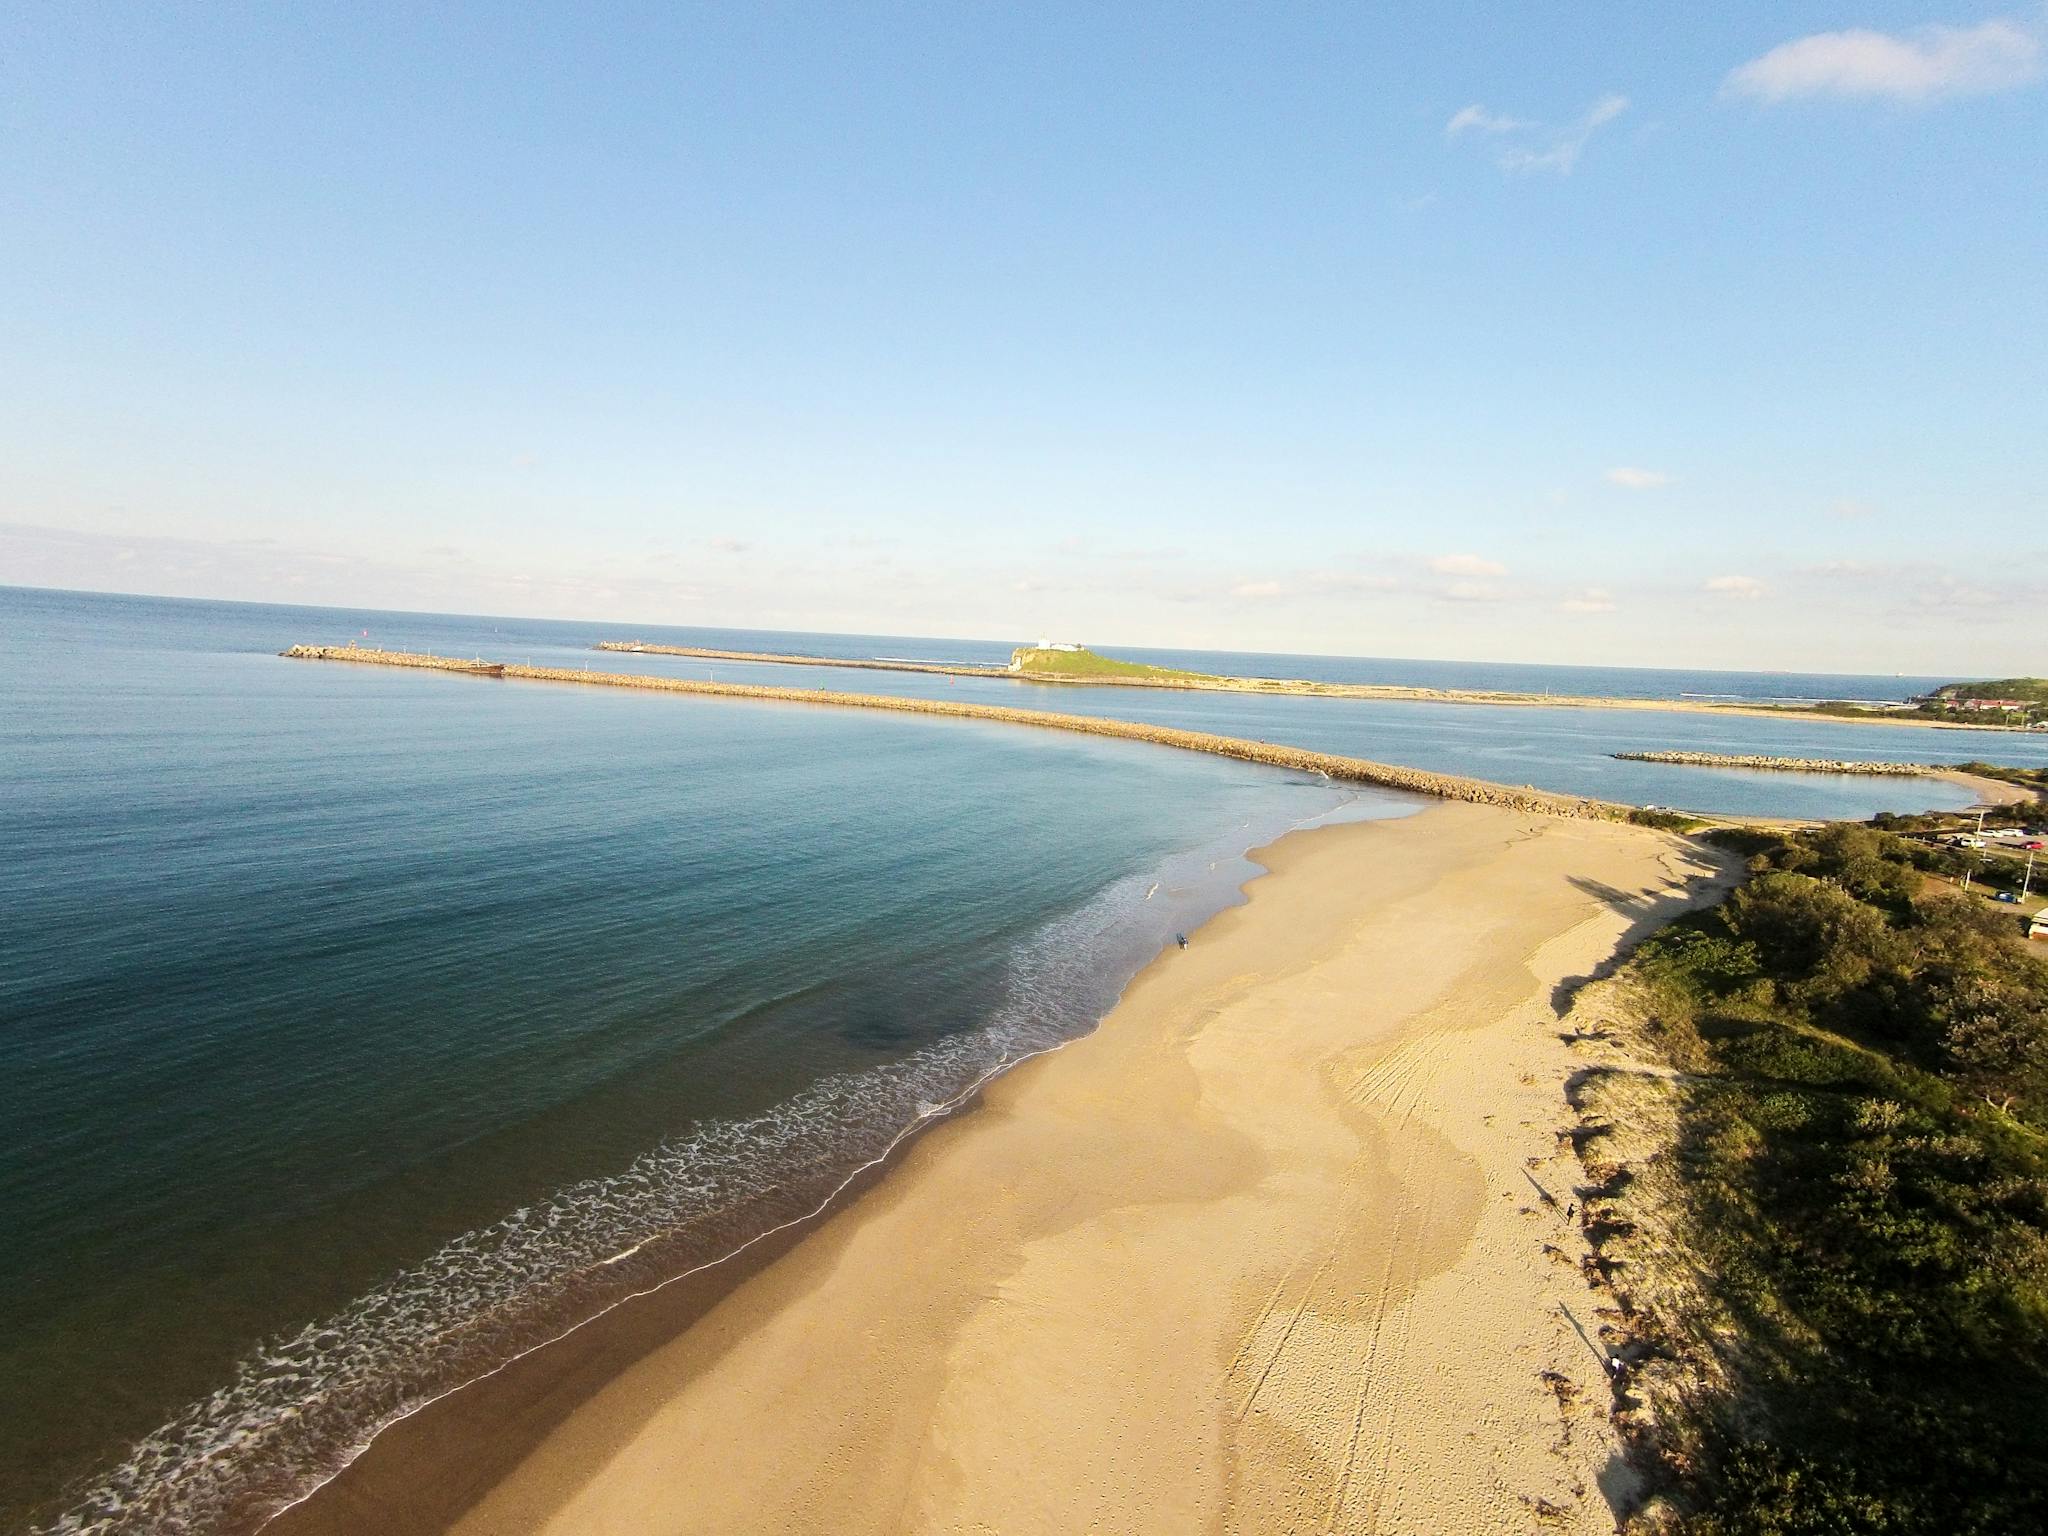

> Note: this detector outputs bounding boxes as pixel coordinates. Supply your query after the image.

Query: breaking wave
[45,786,1379,1536]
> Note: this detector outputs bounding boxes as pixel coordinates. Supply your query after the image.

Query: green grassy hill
[1934,677,2048,702]
[1008,646,1215,682]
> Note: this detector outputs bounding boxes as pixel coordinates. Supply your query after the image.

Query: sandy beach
[282,804,1732,1536]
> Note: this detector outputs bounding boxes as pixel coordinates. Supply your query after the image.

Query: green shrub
[1616,821,2048,1531]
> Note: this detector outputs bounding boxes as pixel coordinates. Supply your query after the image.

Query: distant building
[2029,909,2048,940]
[1962,698,2026,712]
[1036,638,1084,652]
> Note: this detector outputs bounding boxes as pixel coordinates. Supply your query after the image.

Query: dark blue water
[1,587,1412,1535]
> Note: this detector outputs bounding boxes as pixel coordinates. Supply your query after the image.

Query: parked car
[1995,891,2021,904]
[2026,841,2045,851]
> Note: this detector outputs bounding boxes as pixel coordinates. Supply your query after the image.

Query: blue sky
[2,3,2043,673]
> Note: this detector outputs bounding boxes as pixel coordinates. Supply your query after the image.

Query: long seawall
[1613,750,1936,777]
[284,645,1628,819]
[597,642,1011,679]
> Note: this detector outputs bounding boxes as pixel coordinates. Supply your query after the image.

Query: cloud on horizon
[1726,17,2044,103]
[1437,580,1502,603]
[1705,574,1767,600]
[1429,552,1508,577]
[1604,466,1671,490]
[1446,94,1628,174]
[1559,587,1617,614]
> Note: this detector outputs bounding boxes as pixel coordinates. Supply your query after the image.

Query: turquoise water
[4,584,2040,1533]
[0,588,1407,1534]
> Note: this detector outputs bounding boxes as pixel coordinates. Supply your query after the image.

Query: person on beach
[1176,933,1188,949]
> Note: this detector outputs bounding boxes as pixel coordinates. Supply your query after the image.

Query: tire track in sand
[1325,1027,1453,1530]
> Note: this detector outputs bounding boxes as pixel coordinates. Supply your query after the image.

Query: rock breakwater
[283,645,1626,819]
[1613,750,1933,777]
[596,642,1010,678]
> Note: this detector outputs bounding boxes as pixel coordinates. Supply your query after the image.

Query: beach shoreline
[274,804,1734,1535]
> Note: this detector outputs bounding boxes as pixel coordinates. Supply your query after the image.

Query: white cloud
[1560,588,1617,614]
[1306,570,1402,594]
[1429,552,1507,577]
[1445,104,1529,136]
[1705,574,1767,600]
[1231,579,1285,599]
[707,535,750,553]
[1439,580,1502,603]
[1604,466,1671,490]
[1446,94,1629,175]
[1913,577,2007,610]
[1726,18,2043,103]
[1829,498,1876,520]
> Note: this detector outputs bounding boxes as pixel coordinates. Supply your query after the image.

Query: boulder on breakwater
[284,645,1628,821]
[1613,750,1930,777]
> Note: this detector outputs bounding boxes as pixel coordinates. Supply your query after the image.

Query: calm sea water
[4,585,2042,1533]
[0,587,1410,1535]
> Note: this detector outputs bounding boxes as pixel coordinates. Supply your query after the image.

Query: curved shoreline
[351,807,1731,1536]
[251,785,1393,1536]
[230,650,2019,1533]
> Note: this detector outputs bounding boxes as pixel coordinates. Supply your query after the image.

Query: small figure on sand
[1176,934,1189,950]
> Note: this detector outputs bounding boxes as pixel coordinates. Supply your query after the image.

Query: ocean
[4,585,2045,1534]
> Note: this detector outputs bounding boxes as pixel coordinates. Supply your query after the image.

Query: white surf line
[253,781,1410,1533]
[256,1039,1056,1530]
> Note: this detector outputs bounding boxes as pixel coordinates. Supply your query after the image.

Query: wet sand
[288,804,1731,1535]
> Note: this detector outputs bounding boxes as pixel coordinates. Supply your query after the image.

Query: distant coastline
[594,640,2033,732]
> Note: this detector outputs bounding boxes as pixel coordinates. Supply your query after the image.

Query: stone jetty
[284,645,1628,820]
[1614,750,1933,777]
[596,641,1010,679]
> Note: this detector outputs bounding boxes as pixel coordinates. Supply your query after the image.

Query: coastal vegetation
[1583,823,2048,1534]
[1897,680,2048,728]
[1932,678,2048,705]
[1006,645,1214,682]
[1752,691,2043,730]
